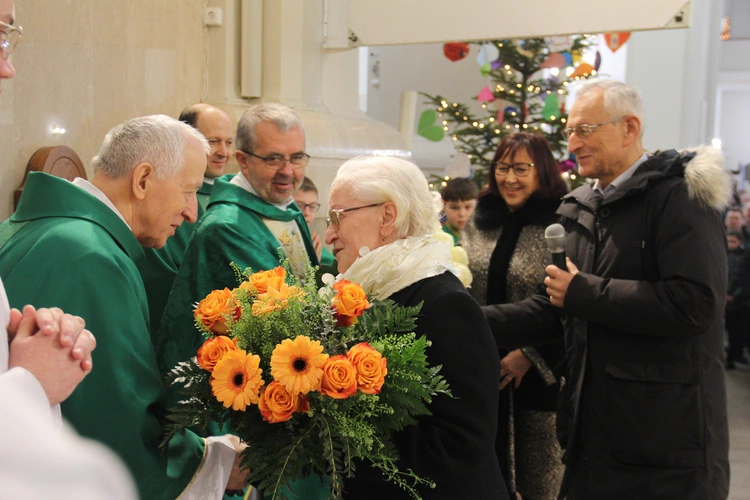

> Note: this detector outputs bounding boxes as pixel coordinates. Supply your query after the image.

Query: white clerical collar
[229,172,296,210]
[203,177,215,185]
[72,178,131,229]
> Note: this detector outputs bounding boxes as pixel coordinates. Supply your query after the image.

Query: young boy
[294,177,336,267]
[441,178,478,245]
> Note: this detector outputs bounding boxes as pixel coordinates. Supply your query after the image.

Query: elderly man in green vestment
[0,115,250,500]
[156,102,326,498]
[138,103,235,333]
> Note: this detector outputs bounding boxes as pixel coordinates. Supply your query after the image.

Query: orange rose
[258,381,309,423]
[332,280,370,327]
[248,267,286,294]
[319,355,358,399]
[347,342,387,394]
[251,284,305,316]
[197,336,239,372]
[194,288,242,335]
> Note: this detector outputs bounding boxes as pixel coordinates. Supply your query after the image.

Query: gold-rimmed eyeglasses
[326,203,383,228]
[0,20,22,61]
[243,150,310,171]
[561,117,624,141]
[493,162,535,178]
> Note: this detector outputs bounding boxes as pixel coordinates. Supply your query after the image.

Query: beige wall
[0,0,206,220]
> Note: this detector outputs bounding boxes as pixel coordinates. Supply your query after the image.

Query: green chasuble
[321,246,336,267]
[0,173,206,500]
[155,174,319,378]
[137,181,208,335]
[197,178,213,212]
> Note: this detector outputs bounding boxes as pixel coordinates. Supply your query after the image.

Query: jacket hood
[682,145,732,211]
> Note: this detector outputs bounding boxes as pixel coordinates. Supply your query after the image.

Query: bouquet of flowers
[163,263,451,499]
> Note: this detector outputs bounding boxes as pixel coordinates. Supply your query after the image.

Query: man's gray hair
[92,114,209,179]
[331,156,438,239]
[236,103,305,153]
[577,80,645,126]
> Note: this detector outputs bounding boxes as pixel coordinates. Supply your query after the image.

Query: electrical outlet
[204,7,223,27]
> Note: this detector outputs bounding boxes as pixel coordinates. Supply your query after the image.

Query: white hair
[331,155,438,238]
[236,102,305,153]
[92,114,209,179]
[577,80,645,126]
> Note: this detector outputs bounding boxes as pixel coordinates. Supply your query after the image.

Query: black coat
[344,272,507,499]
[483,149,730,499]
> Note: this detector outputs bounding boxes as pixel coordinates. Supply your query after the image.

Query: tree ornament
[571,62,594,78]
[542,94,560,120]
[540,52,566,69]
[561,51,573,66]
[480,62,492,77]
[443,42,470,62]
[477,86,495,103]
[594,51,602,71]
[476,43,500,66]
[604,32,631,53]
[417,109,445,142]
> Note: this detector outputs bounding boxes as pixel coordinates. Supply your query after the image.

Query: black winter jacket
[484,148,731,500]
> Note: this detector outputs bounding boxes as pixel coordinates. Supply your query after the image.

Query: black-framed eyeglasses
[492,162,535,178]
[0,20,22,61]
[243,150,310,170]
[297,202,320,213]
[326,203,383,228]
[561,116,624,141]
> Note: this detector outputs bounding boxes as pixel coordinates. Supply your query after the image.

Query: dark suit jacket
[344,272,507,499]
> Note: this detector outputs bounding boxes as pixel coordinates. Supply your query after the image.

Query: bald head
[179,103,234,178]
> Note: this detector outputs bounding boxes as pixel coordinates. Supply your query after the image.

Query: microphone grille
[545,223,565,239]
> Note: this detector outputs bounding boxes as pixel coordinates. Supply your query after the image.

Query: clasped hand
[7,305,96,406]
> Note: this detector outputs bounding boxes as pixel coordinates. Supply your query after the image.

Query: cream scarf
[339,235,457,300]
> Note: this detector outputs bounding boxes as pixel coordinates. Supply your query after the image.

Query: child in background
[441,178,479,245]
[294,177,336,267]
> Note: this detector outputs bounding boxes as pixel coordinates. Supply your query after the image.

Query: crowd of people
[0,1,737,498]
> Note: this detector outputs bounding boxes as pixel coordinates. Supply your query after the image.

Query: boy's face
[444,198,477,232]
[728,234,742,251]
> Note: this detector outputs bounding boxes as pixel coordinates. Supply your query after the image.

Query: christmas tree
[421,36,598,189]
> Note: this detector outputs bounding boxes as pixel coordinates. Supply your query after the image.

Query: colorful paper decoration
[417,109,445,142]
[604,32,631,53]
[476,43,500,66]
[443,42,470,62]
[480,62,492,77]
[477,86,495,103]
[546,36,573,51]
[516,45,534,58]
[496,110,504,125]
[540,52,566,69]
[571,63,594,78]
[491,60,503,70]
[542,94,560,120]
[561,51,573,66]
[594,51,602,71]
[571,49,582,64]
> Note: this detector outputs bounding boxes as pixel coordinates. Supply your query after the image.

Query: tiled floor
[728,366,750,500]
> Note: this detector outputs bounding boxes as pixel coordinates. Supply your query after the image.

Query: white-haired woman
[325,155,507,499]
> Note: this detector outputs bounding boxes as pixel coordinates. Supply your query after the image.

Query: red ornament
[604,32,631,53]
[443,42,470,62]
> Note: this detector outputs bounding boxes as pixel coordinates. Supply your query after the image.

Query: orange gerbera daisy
[210,349,265,411]
[270,336,329,395]
[251,283,306,317]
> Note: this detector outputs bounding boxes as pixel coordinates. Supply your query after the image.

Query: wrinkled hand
[312,231,323,262]
[499,349,533,390]
[7,305,95,405]
[544,257,579,308]
[225,435,251,492]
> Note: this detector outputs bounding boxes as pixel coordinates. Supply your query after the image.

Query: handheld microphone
[544,223,567,270]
